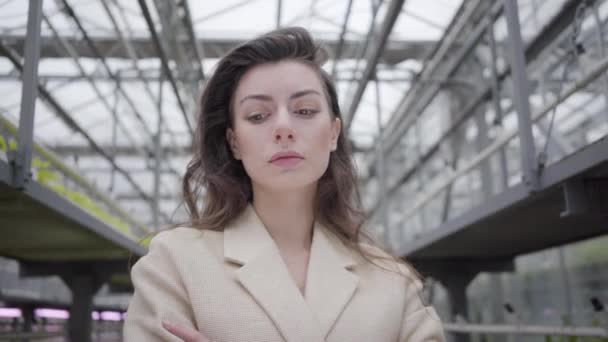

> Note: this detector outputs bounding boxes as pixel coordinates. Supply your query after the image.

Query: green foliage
[139,234,153,247]
[32,159,58,185]
[0,134,17,152]
[0,134,7,151]
[46,181,135,240]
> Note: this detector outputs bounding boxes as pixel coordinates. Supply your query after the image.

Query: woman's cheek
[240,153,261,177]
[314,126,334,154]
[312,134,333,173]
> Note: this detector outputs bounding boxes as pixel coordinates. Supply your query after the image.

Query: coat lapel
[224,205,325,342]
[305,222,359,339]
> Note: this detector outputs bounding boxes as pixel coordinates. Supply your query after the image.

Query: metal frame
[367,0,608,219]
[12,0,41,189]
[399,136,608,257]
[343,0,406,130]
[137,0,193,135]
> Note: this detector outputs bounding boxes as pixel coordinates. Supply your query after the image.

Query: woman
[124,27,445,342]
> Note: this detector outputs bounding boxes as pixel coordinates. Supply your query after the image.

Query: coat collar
[224,204,359,342]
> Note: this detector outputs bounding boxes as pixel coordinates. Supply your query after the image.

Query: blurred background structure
[0,0,607,341]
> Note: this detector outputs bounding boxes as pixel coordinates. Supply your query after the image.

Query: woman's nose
[273,110,295,143]
[274,126,295,142]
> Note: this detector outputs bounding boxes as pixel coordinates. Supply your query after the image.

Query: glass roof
[0,0,465,224]
[2,0,604,240]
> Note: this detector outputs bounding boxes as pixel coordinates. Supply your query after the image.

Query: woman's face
[227,60,341,193]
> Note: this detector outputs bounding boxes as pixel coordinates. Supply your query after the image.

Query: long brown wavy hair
[181,27,419,280]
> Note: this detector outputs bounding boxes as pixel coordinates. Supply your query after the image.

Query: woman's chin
[256,176,320,193]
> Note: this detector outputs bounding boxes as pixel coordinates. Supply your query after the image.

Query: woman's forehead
[235,60,325,100]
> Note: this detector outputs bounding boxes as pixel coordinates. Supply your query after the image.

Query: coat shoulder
[145,226,224,260]
[156,225,225,242]
[357,242,421,283]
[356,243,444,339]
[153,226,204,243]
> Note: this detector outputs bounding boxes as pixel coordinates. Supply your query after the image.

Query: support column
[504,0,540,191]
[443,271,477,342]
[444,272,476,321]
[490,273,507,342]
[415,258,514,342]
[488,24,510,191]
[20,305,35,342]
[373,72,390,247]
[22,260,128,341]
[63,275,103,342]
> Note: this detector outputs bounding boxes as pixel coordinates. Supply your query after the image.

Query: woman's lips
[269,151,304,168]
[270,156,303,168]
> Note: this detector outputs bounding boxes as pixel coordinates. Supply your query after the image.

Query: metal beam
[330,0,354,79]
[12,0,42,189]
[47,144,191,157]
[180,0,206,82]
[98,0,181,149]
[137,0,193,135]
[525,0,596,63]
[343,0,407,130]
[0,34,437,65]
[504,0,539,191]
[0,72,424,84]
[276,0,282,28]
[152,0,200,102]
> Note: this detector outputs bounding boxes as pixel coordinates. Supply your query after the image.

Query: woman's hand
[162,320,212,342]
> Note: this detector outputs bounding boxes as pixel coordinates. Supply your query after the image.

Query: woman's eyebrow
[239,94,272,105]
[290,89,321,99]
[238,89,321,105]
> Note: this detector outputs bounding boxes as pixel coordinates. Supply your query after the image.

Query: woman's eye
[296,108,318,116]
[247,113,267,123]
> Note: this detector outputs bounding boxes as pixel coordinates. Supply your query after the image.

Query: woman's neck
[251,184,316,252]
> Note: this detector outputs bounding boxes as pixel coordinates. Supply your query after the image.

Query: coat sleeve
[123,231,197,341]
[398,277,446,342]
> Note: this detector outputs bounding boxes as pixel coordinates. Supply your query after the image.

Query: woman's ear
[226,128,241,160]
[330,117,341,151]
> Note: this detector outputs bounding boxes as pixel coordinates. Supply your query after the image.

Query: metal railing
[443,322,608,338]
[0,114,150,240]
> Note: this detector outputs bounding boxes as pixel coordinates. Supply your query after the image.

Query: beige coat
[124,205,445,341]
